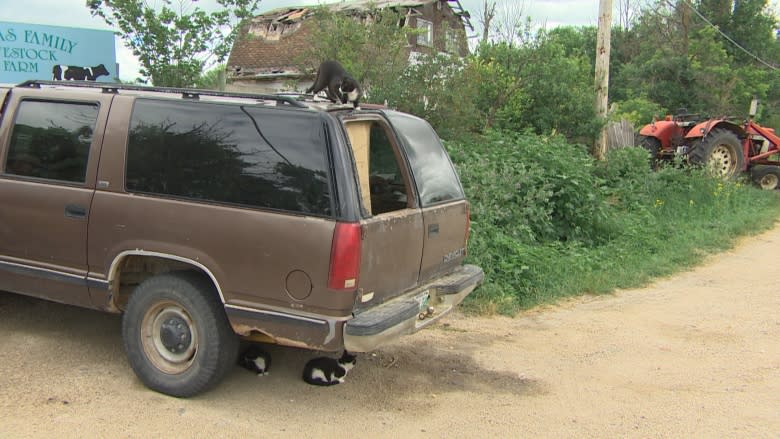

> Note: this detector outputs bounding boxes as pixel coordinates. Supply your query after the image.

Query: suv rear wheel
[122,271,239,397]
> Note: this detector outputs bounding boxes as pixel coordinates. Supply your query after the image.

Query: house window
[417,18,433,46]
[446,29,460,54]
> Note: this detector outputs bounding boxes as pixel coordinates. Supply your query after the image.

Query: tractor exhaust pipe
[750,98,759,120]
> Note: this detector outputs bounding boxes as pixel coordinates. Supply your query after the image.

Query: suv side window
[5,100,98,183]
[385,111,464,206]
[126,99,332,216]
[344,119,412,216]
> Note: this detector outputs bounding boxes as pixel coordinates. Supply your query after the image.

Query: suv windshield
[385,111,464,207]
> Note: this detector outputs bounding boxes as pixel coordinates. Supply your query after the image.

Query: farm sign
[0,21,116,83]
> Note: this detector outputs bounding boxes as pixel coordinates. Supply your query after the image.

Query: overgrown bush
[473,38,600,143]
[374,53,484,139]
[449,130,614,245]
[448,131,780,314]
[611,97,666,127]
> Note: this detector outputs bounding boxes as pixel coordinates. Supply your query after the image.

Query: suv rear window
[126,99,332,216]
[385,111,464,206]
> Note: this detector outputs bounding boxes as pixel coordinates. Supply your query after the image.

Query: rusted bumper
[343,264,483,352]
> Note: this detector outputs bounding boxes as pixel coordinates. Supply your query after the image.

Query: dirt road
[2,226,779,438]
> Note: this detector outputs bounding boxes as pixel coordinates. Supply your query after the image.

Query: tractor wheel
[751,166,780,190]
[638,136,661,169]
[689,128,744,179]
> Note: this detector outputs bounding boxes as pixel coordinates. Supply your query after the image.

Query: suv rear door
[384,111,469,282]
[341,112,468,307]
[341,115,424,308]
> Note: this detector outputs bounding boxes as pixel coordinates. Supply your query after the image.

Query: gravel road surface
[2,226,779,438]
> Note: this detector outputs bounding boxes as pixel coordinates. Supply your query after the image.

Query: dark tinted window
[367,122,409,214]
[5,100,98,183]
[385,111,464,206]
[126,100,332,215]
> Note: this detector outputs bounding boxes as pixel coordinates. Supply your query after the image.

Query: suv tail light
[328,222,362,291]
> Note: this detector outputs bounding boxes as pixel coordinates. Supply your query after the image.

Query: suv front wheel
[122,271,239,397]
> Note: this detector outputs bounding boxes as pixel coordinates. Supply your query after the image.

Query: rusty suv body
[0,80,483,396]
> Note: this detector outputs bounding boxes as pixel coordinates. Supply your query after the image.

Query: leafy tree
[474,31,600,142]
[196,65,226,90]
[609,0,779,120]
[697,0,778,64]
[88,0,259,87]
[695,0,780,122]
[610,2,693,114]
[297,6,415,96]
[299,6,482,138]
[547,26,597,65]
[297,0,779,141]
[384,53,483,138]
[611,96,666,126]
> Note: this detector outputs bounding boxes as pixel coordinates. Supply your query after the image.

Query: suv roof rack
[274,91,356,109]
[16,80,308,108]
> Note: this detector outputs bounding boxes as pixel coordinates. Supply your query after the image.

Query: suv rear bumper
[343,264,483,352]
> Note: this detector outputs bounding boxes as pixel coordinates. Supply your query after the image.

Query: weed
[447,131,780,315]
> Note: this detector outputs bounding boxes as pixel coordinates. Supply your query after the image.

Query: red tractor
[637,102,780,189]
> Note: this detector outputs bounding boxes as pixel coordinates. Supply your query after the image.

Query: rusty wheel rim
[141,300,199,374]
[759,173,779,190]
[709,144,737,178]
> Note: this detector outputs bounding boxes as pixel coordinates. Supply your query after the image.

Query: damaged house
[226,0,472,93]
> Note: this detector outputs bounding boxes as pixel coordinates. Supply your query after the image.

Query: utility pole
[593,0,613,160]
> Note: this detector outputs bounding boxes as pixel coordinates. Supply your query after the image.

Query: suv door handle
[65,204,87,219]
[428,223,439,237]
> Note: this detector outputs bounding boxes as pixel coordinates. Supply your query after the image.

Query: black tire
[689,128,744,179]
[751,165,780,190]
[638,136,661,169]
[122,271,239,397]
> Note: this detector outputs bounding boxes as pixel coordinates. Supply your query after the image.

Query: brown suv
[0,80,482,396]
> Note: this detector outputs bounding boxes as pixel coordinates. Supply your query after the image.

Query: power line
[680,0,778,71]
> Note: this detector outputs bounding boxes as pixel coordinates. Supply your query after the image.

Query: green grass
[447,131,780,315]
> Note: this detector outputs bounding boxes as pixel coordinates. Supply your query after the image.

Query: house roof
[227,18,313,76]
[253,0,472,30]
[227,0,472,78]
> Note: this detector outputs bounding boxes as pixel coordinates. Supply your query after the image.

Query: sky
[0,0,650,81]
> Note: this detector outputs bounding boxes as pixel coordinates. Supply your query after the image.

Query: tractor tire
[638,136,661,169]
[122,271,239,398]
[689,128,744,179]
[751,165,780,190]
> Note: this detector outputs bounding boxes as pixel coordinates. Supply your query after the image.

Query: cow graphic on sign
[52,63,109,81]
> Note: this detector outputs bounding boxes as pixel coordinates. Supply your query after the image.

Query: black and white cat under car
[238,345,272,376]
[302,351,357,386]
[305,60,362,108]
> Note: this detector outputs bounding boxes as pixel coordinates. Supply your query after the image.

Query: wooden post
[593,0,613,160]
